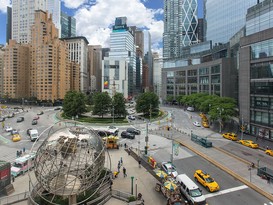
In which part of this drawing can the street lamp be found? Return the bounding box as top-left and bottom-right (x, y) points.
(217, 107), (224, 133)
(240, 115), (244, 140)
(112, 105), (115, 123)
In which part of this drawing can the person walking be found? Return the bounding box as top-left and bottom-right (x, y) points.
(123, 167), (127, 177)
(118, 163), (121, 172)
(138, 158), (141, 168)
(120, 157), (123, 165)
(23, 147), (25, 153)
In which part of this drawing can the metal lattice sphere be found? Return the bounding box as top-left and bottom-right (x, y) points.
(31, 121), (107, 204)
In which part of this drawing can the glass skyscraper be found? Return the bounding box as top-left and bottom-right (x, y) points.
(163, 0), (198, 58)
(61, 12), (76, 38)
(204, 0), (257, 45)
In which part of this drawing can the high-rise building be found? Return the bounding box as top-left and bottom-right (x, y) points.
(6, 7), (12, 44)
(143, 30), (153, 91)
(0, 45), (5, 97)
(11, 0), (47, 43)
(61, 12), (76, 38)
(62, 37), (89, 93)
(87, 45), (102, 92)
(103, 17), (136, 98)
(163, 0), (198, 58)
(239, 0), (273, 140)
(47, 0), (61, 36)
(204, 0), (257, 45)
(153, 53), (163, 101)
(30, 10), (74, 101)
(3, 40), (30, 99)
(135, 30), (144, 93)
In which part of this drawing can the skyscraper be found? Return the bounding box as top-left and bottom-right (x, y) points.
(61, 12), (76, 38)
(6, 7), (12, 44)
(47, 0), (61, 36)
(163, 0), (198, 58)
(204, 0), (257, 45)
(11, 0), (47, 43)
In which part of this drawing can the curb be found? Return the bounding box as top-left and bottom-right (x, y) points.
(176, 139), (273, 202)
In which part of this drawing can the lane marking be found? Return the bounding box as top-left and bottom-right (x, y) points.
(0, 134), (10, 144)
(204, 185), (248, 199)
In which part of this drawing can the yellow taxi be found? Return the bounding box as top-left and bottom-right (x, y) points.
(202, 120), (210, 128)
(238, 140), (258, 149)
(222, 133), (238, 141)
(12, 134), (21, 142)
(194, 170), (220, 192)
(265, 149), (273, 156)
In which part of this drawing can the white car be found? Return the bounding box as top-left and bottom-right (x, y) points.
(187, 107), (195, 112)
(5, 126), (13, 132)
(161, 162), (178, 178)
(128, 115), (136, 120)
(193, 121), (201, 127)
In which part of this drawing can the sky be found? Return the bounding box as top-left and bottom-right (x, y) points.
(0, 0), (203, 54)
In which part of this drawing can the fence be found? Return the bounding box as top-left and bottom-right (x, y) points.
(0, 191), (28, 205)
(191, 134), (212, 148)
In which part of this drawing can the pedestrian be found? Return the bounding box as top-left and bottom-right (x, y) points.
(267, 175), (270, 184)
(124, 143), (127, 149)
(266, 146), (269, 150)
(113, 171), (119, 178)
(16, 150), (19, 158)
(123, 167), (127, 177)
(110, 179), (113, 190)
(128, 148), (131, 155)
(138, 159), (141, 168)
(118, 163), (121, 172)
(23, 147), (25, 153)
(19, 150), (22, 157)
(120, 157), (123, 165)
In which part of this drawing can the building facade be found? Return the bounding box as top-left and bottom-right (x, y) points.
(87, 45), (102, 92)
(153, 53), (163, 101)
(6, 7), (12, 44)
(204, 0), (257, 45)
(0, 45), (6, 97)
(239, 0), (273, 140)
(61, 12), (76, 38)
(62, 37), (89, 93)
(11, 0), (47, 44)
(105, 17), (136, 98)
(3, 40), (30, 99)
(163, 0), (198, 58)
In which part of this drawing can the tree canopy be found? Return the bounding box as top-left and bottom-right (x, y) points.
(112, 92), (127, 117)
(92, 92), (112, 118)
(62, 91), (87, 117)
(136, 92), (159, 117)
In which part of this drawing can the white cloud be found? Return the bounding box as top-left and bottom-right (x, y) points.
(0, 0), (11, 13)
(62, 0), (89, 9)
(74, 0), (163, 52)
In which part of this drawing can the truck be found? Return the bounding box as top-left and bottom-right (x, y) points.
(11, 152), (36, 177)
(102, 136), (119, 149)
(29, 129), (38, 141)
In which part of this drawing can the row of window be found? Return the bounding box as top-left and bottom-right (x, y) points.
(251, 38), (273, 60)
(251, 96), (273, 109)
(251, 110), (273, 126)
(250, 81), (273, 95)
(250, 61), (273, 79)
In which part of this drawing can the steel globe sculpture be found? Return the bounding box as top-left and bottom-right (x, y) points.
(29, 120), (110, 205)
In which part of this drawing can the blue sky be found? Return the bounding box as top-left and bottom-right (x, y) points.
(0, 0), (203, 52)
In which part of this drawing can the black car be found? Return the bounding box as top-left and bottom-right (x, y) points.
(32, 120), (38, 125)
(16, 117), (24, 122)
(126, 127), (141, 135)
(0, 117), (5, 122)
(121, 131), (135, 139)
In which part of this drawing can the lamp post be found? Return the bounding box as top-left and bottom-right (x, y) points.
(217, 107), (224, 133)
(145, 121), (149, 155)
(131, 176), (134, 195)
(240, 115), (244, 140)
(112, 105), (115, 123)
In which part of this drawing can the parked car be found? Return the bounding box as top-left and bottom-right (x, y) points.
(194, 170), (220, 192)
(37, 111), (44, 115)
(128, 115), (136, 120)
(265, 149), (273, 156)
(54, 107), (62, 110)
(126, 127), (141, 135)
(222, 133), (237, 141)
(16, 117), (24, 123)
(161, 162), (178, 178)
(32, 120), (38, 125)
(238, 140), (259, 149)
(5, 126), (13, 132)
(193, 121), (201, 127)
(187, 107), (195, 112)
(121, 131), (135, 139)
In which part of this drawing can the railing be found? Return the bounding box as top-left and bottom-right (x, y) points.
(0, 191), (28, 205)
(191, 134), (212, 148)
(112, 189), (133, 202)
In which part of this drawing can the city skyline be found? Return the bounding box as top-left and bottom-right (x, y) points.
(0, 0), (203, 55)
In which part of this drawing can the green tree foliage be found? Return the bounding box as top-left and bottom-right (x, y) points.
(92, 92), (111, 118)
(166, 95), (174, 103)
(136, 92), (159, 116)
(63, 91), (87, 117)
(112, 92), (126, 117)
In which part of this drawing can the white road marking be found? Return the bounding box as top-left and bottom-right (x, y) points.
(204, 185), (248, 199)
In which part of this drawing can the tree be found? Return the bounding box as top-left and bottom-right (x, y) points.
(92, 92), (111, 118)
(63, 91), (87, 117)
(112, 92), (126, 118)
(136, 92), (159, 117)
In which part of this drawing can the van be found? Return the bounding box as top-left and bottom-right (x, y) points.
(29, 129), (38, 141)
(176, 174), (207, 205)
